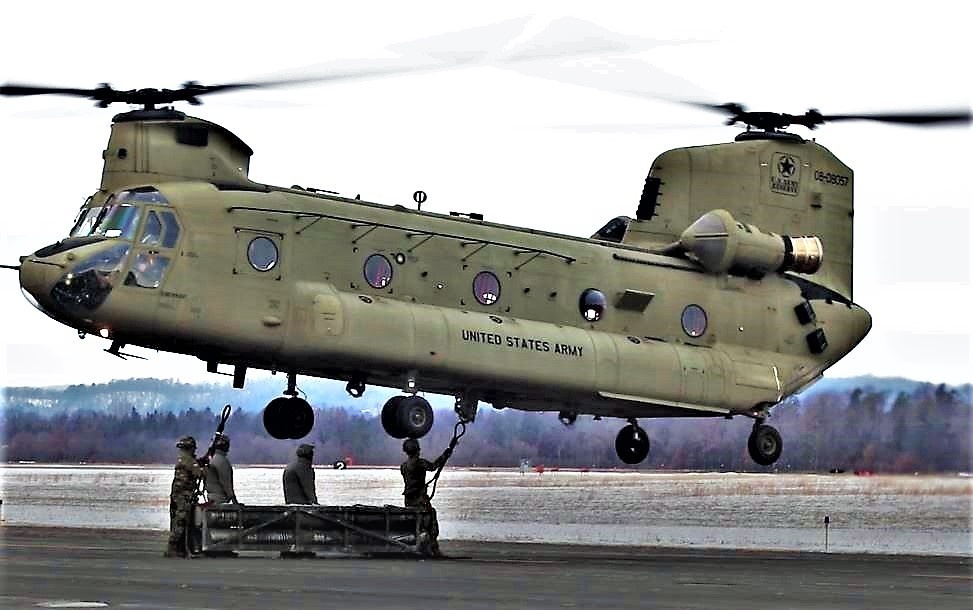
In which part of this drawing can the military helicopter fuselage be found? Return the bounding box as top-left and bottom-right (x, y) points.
(17, 107), (872, 466)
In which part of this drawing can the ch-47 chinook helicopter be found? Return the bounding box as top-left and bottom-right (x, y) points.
(3, 80), (968, 466)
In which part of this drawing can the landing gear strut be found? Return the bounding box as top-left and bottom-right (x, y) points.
(747, 421), (782, 466)
(558, 410), (578, 426)
(381, 395), (434, 439)
(454, 392), (479, 424)
(345, 375), (366, 398)
(615, 419), (650, 464)
(262, 371), (314, 440)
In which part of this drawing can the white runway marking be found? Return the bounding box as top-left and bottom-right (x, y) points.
(910, 573), (973, 580)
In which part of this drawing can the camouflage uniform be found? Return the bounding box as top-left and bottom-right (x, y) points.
(400, 438), (450, 556)
(166, 436), (205, 557)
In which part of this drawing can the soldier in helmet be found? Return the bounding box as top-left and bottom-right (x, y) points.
(204, 434), (237, 505)
(165, 436), (206, 558)
(400, 438), (452, 557)
(283, 443), (318, 504)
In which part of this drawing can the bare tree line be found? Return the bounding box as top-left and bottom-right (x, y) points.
(2, 383), (969, 472)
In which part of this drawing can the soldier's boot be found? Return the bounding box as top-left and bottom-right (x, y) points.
(164, 541), (187, 558)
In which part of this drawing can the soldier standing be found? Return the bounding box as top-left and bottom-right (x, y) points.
(204, 435), (238, 504)
(165, 436), (206, 558)
(283, 444), (318, 504)
(400, 438), (451, 557)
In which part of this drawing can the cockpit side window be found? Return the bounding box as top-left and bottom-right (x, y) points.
(125, 252), (171, 289)
(140, 211), (163, 246)
(160, 211), (181, 248)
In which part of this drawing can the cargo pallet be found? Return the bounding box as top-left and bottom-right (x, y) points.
(192, 504), (434, 557)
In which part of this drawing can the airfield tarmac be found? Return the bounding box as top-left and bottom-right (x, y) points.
(1, 526), (970, 610)
(3, 466), (971, 555)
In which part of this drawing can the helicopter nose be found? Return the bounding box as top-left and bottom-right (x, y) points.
(855, 303), (873, 345)
(19, 257), (62, 314)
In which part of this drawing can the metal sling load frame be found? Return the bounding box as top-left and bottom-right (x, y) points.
(194, 504), (436, 557)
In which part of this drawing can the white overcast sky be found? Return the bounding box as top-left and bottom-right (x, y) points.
(1, 0), (970, 389)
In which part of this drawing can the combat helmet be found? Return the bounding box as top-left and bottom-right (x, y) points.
(402, 438), (420, 456)
(296, 443), (314, 458)
(214, 434), (230, 451)
(176, 436), (197, 451)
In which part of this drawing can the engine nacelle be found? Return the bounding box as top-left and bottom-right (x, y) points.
(679, 209), (823, 276)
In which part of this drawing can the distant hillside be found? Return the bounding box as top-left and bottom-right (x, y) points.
(3, 375), (967, 417)
(3, 377), (969, 472)
(801, 375), (971, 400)
(0, 377), (447, 416)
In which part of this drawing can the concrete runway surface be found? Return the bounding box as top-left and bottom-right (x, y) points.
(1, 526), (970, 609)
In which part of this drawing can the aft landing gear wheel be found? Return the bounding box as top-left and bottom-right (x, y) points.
(263, 396), (314, 440)
(748, 424), (783, 466)
(615, 423), (650, 464)
(381, 395), (434, 439)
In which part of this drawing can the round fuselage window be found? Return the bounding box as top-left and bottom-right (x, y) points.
(473, 271), (500, 305)
(248, 237), (279, 271)
(364, 254), (393, 288)
(579, 288), (607, 322)
(681, 304), (708, 337)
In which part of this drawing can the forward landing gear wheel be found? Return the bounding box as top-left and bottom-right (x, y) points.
(381, 396), (407, 439)
(748, 424), (782, 466)
(288, 397), (314, 439)
(263, 396), (315, 440)
(263, 396), (292, 440)
(615, 423), (650, 464)
(398, 395), (434, 438)
(381, 395), (434, 439)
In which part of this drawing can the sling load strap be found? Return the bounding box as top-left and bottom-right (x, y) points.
(205, 404), (233, 459)
(427, 420), (466, 501)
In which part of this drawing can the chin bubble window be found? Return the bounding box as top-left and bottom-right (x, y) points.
(473, 271), (500, 305)
(681, 304), (708, 337)
(364, 254), (393, 288)
(247, 236), (279, 272)
(579, 288), (607, 322)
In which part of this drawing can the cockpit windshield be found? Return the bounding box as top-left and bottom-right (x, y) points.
(68, 187), (167, 240)
(70, 205), (105, 237)
(94, 204), (141, 239)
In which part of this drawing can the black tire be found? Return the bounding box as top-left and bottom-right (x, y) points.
(382, 396), (408, 439)
(615, 424), (650, 464)
(748, 424), (783, 466)
(288, 397), (314, 439)
(263, 396), (292, 440)
(397, 395), (434, 439)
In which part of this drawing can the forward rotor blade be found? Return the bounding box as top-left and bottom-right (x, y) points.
(820, 110), (971, 125)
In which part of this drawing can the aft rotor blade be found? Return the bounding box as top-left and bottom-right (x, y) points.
(0, 84), (102, 98)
